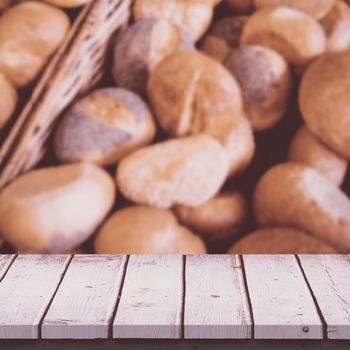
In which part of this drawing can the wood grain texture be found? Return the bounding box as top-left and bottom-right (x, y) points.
(299, 254), (350, 339)
(184, 255), (252, 339)
(0, 255), (15, 280)
(113, 255), (183, 339)
(243, 255), (323, 339)
(42, 255), (127, 339)
(0, 255), (70, 339)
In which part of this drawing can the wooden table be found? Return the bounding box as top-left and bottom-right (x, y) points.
(0, 254), (349, 349)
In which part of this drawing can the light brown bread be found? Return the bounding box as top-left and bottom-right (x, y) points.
(54, 88), (156, 166)
(133, 0), (214, 41)
(0, 72), (17, 129)
(95, 206), (206, 254)
(148, 51), (243, 139)
(224, 45), (291, 131)
(228, 227), (338, 253)
(113, 18), (194, 96)
(299, 50), (350, 159)
(254, 162), (350, 252)
(0, 163), (115, 253)
(288, 125), (348, 186)
(241, 6), (326, 66)
(0, 1), (70, 87)
(117, 135), (229, 208)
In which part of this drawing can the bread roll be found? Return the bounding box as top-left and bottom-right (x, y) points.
(113, 18), (194, 96)
(228, 227), (338, 253)
(200, 16), (248, 62)
(288, 125), (348, 186)
(241, 6), (326, 66)
(148, 51), (243, 139)
(54, 88), (156, 166)
(255, 0), (335, 19)
(44, 0), (91, 7)
(321, 0), (350, 52)
(117, 135), (229, 208)
(0, 1), (70, 87)
(0, 163), (115, 253)
(174, 191), (248, 245)
(0, 72), (17, 129)
(133, 0), (214, 41)
(95, 206), (206, 254)
(299, 50), (350, 159)
(254, 162), (350, 252)
(224, 45), (291, 131)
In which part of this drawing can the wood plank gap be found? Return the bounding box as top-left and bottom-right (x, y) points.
(38, 255), (73, 339)
(239, 255), (255, 340)
(295, 255), (327, 340)
(108, 255), (130, 339)
(180, 255), (186, 340)
(0, 255), (17, 285)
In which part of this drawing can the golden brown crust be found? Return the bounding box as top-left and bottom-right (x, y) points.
(299, 50), (350, 159)
(254, 162), (350, 252)
(255, 0), (335, 19)
(288, 125), (348, 186)
(54, 88), (156, 166)
(117, 135), (229, 208)
(224, 45), (291, 130)
(0, 1), (70, 87)
(94, 206), (206, 254)
(148, 51), (243, 139)
(0, 163), (116, 253)
(133, 0), (214, 41)
(241, 6), (326, 66)
(228, 227), (338, 253)
(113, 18), (194, 96)
(0, 72), (17, 129)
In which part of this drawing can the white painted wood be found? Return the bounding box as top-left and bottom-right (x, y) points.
(0, 255), (70, 339)
(184, 255), (252, 339)
(42, 254), (127, 339)
(113, 255), (183, 339)
(299, 254), (350, 339)
(0, 255), (16, 280)
(243, 255), (323, 339)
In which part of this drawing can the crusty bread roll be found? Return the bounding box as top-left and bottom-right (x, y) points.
(148, 51), (243, 139)
(288, 125), (348, 186)
(0, 72), (17, 129)
(224, 45), (291, 131)
(117, 135), (229, 208)
(95, 206), (206, 254)
(54, 88), (156, 166)
(254, 162), (350, 252)
(133, 0), (214, 41)
(299, 50), (350, 159)
(228, 227), (338, 253)
(0, 163), (115, 253)
(255, 0), (335, 19)
(241, 6), (326, 66)
(225, 0), (255, 13)
(0, 1), (70, 87)
(174, 191), (248, 246)
(44, 0), (91, 7)
(200, 16), (249, 62)
(113, 18), (194, 96)
(321, 0), (350, 52)
(220, 117), (255, 178)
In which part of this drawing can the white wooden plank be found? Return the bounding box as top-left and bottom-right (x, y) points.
(113, 255), (183, 339)
(243, 255), (323, 339)
(42, 254), (127, 339)
(299, 254), (350, 339)
(0, 255), (16, 280)
(0, 255), (70, 339)
(184, 255), (252, 339)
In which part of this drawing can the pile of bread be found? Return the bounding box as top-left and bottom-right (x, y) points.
(1, 0), (350, 254)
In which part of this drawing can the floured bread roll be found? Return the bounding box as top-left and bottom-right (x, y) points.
(0, 72), (17, 129)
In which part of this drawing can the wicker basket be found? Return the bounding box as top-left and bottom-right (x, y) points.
(0, 0), (132, 190)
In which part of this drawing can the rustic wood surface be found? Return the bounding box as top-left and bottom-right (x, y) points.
(299, 254), (350, 339)
(0, 254), (348, 340)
